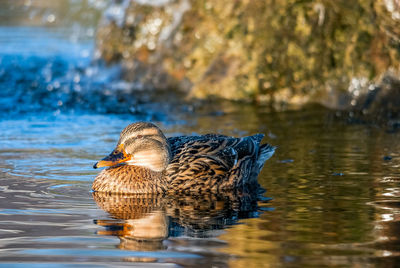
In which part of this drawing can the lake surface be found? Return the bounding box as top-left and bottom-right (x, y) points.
(1, 108), (400, 267)
(1, 1), (400, 267)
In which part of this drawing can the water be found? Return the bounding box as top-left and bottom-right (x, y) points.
(1, 1), (400, 267)
(1, 109), (400, 267)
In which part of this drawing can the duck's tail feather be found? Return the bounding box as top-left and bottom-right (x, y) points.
(237, 137), (275, 189)
(251, 133), (265, 143)
(256, 143), (276, 172)
(258, 143), (276, 162)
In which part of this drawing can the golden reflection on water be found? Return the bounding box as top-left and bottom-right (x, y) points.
(218, 218), (280, 267)
(369, 176), (400, 259)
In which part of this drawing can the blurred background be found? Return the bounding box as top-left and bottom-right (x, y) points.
(1, 1), (400, 267)
(0, 0), (399, 122)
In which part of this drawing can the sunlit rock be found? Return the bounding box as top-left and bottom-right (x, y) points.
(96, 0), (400, 118)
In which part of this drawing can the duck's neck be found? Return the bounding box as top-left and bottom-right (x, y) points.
(92, 165), (168, 194)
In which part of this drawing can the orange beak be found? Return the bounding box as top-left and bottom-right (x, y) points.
(93, 144), (131, 169)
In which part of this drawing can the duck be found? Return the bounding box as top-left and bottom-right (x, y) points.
(92, 122), (275, 194)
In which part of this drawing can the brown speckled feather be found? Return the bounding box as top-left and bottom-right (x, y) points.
(165, 134), (264, 193)
(93, 165), (168, 194)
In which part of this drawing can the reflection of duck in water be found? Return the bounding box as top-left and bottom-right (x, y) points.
(92, 122), (275, 194)
(93, 191), (268, 250)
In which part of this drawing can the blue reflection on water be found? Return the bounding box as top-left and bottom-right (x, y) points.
(0, 208), (78, 215)
(0, 114), (133, 182)
(21, 248), (201, 259)
(0, 264), (108, 268)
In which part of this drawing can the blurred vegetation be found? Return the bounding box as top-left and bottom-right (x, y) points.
(96, 0), (400, 113)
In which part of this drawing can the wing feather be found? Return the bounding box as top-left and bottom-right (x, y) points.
(166, 133), (274, 193)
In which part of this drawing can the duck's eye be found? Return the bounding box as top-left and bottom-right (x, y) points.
(136, 135), (143, 139)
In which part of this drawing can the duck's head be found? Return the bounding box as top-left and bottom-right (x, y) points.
(93, 122), (171, 172)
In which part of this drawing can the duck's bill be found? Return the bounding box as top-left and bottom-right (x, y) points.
(93, 144), (131, 169)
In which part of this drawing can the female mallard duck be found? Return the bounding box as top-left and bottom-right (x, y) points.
(92, 122), (275, 194)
